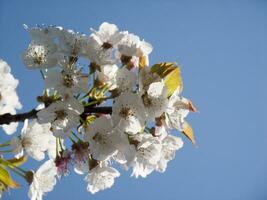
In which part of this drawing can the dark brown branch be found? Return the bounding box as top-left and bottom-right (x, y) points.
(83, 106), (112, 114)
(0, 106), (112, 125)
(0, 109), (38, 125)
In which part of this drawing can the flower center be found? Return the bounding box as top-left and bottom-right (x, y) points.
(33, 51), (45, 65)
(55, 110), (67, 120)
(120, 55), (132, 65)
(119, 107), (134, 119)
(93, 132), (108, 145)
(102, 42), (113, 49)
(21, 137), (32, 148)
(63, 74), (74, 88)
(142, 93), (152, 107)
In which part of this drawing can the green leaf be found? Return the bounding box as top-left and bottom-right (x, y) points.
(0, 166), (19, 189)
(151, 62), (183, 96)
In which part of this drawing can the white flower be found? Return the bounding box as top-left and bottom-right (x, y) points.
(37, 98), (84, 138)
(45, 68), (89, 97)
(46, 135), (57, 160)
(112, 91), (146, 134)
(153, 125), (168, 140)
(97, 64), (118, 90)
(72, 141), (90, 175)
(165, 89), (196, 131)
(74, 160), (89, 175)
(0, 59), (22, 134)
(138, 67), (162, 94)
(10, 119), (55, 161)
(118, 33), (140, 57)
(141, 81), (168, 120)
(23, 24), (63, 42)
(115, 67), (137, 92)
(136, 40), (153, 58)
(58, 29), (87, 58)
(112, 133), (136, 166)
(54, 150), (72, 177)
(130, 134), (162, 178)
(156, 135), (183, 173)
(28, 159), (57, 200)
(98, 66), (136, 92)
(84, 116), (117, 161)
(117, 33), (152, 67)
(85, 164), (120, 194)
(90, 22), (125, 50)
(84, 35), (116, 66)
(22, 40), (58, 69)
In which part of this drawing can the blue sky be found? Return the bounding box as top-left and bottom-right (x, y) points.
(0, 0), (267, 199)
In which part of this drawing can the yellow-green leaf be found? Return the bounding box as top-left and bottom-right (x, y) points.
(151, 62), (183, 96)
(6, 156), (27, 168)
(151, 62), (176, 77)
(182, 121), (196, 145)
(164, 67), (183, 97)
(0, 166), (19, 189)
(139, 56), (147, 69)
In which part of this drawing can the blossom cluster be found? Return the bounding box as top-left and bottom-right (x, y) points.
(0, 22), (196, 200)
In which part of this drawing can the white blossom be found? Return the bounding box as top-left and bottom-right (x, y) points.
(28, 160), (57, 200)
(130, 134), (162, 178)
(97, 64), (118, 90)
(112, 131), (136, 166)
(118, 33), (140, 57)
(90, 22), (125, 50)
(141, 81), (168, 120)
(10, 119), (55, 161)
(23, 24), (63, 42)
(84, 35), (116, 66)
(84, 116), (117, 161)
(98, 66), (136, 92)
(85, 163), (120, 194)
(22, 40), (58, 69)
(57, 29), (87, 58)
(37, 98), (83, 138)
(138, 67), (162, 94)
(165, 89), (195, 131)
(45, 68), (89, 97)
(112, 91), (146, 134)
(115, 67), (137, 92)
(0, 59), (22, 134)
(156, 135), (183, 173)
(117, 33), (152, 67)
(153, 125), (168, 140)
(136, 40), (153, 58)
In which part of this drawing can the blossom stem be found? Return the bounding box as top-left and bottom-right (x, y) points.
(40, 70), (45, 79)
(0, 141), (10, 147)
(0, 149), (13, 153)
(68, 136), (76, 144)
(56, 138), (60, 157)
(0, 158), (27, 174)
(6, 165), (26, 179)
(71, 131), (81, 141)
(58, 139), (64, 151)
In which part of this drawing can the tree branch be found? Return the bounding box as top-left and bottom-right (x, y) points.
(0, 106), (112, 125)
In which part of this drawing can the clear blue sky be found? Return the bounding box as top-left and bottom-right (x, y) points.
(0, 0), (266, 200)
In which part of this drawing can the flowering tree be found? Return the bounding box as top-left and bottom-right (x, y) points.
(0, 22), (196, 199)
